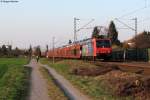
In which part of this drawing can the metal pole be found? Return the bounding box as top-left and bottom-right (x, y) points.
(134, 18), (137, 39)
(74, 17), (77, 42)
(52, 37), (55, 64)
(74, 17), (80, 42)
(133, 18), (138, 60)
(115, 17), (138, 61)
(74, 17), (94, 42)
(135, 18), (138, 61)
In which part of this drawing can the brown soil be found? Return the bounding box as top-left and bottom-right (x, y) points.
(71, 62), (150, 99)
(94, 62), (150, 76)
(96, 70), (150, 99)
(71, 64), (120, 76)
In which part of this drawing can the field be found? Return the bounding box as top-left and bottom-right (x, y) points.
(0, 58), (30, 100)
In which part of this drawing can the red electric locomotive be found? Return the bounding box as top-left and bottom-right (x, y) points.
(47, 38), (112, 60)
(79, 38), (112, 60)
(95, 38), (112, 59)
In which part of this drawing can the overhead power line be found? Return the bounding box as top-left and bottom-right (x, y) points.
(118, 7), (146, 19)
(74, 17), (94, 42)
(138, 17), (150, 23)
(117, 0), (150, 19)
(115, 18), (135, 31)
(77, 19), (94, 32)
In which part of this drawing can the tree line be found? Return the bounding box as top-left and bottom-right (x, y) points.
(92, 20), (150, 49)
(128, 31), (150, 48)
(0, 45), (28, 57)
(0, 44), (42, 57)
(92, 21), (121, 46)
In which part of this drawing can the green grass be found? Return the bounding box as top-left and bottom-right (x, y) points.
(0, 58), (30, 100)
(40, 58), (132, 100)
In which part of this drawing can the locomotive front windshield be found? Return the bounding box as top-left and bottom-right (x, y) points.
(96, 40), (111, 48)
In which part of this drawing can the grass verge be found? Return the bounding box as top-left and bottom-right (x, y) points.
(39, 66), (68, 100)
(40, 58), (132, 100)
(0, 58), (30, 100)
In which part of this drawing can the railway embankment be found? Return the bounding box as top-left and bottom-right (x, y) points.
(40, 58), (150, 100)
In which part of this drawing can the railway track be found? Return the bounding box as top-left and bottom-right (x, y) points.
(89, 61), (150, 76)
(45, 57), (150, 75)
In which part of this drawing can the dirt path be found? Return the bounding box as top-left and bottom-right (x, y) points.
(27, 59), (50, 100)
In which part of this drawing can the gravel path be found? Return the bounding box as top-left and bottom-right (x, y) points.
(27, 59), (50, 100)
(26, 59), (90, 100)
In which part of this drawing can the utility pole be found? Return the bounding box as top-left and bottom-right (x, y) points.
(132, 18), (137, 39)
(74, 17), (94, 42)
(74, 18), (76, 42)
(115, 17), (138, 61)
(115, 18), (138, 39)
(52, 37), (55, 64)
(135, 18), (138, 39)
(74, 17), (80, 42)
(46, 44), (48, 57)
(132, 18), (138, 60)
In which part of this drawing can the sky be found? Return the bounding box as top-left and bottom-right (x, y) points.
(0, 0), (150, 50)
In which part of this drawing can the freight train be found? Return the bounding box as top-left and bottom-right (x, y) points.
(47, 38), (112, 60)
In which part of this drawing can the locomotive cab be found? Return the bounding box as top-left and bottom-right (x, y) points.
(96, 39), (112, 59)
